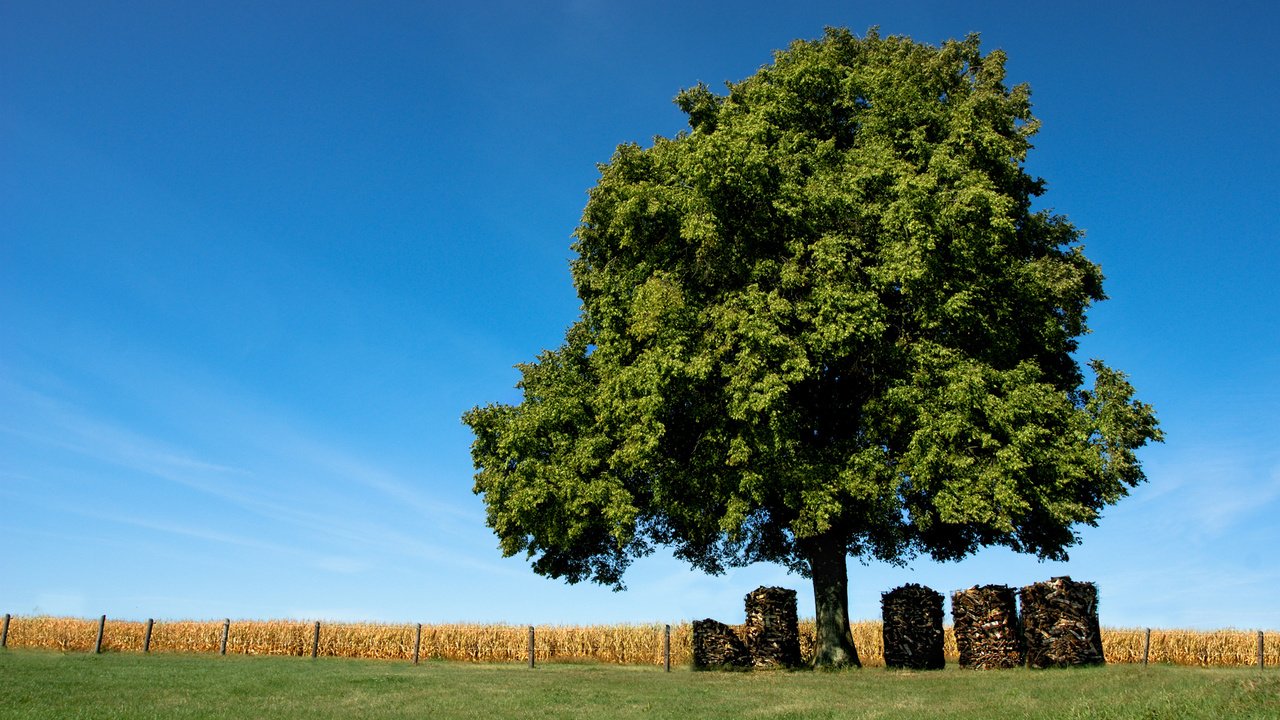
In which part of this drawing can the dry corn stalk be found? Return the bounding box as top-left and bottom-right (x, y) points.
(0, 615), (1272, 667)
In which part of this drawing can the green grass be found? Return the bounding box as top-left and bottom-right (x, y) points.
(1, 650), (1276, 719)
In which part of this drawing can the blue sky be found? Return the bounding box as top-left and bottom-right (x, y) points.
(2, 1), (1276, 632)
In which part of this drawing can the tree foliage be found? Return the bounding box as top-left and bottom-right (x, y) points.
(464, 28), (1160, 634)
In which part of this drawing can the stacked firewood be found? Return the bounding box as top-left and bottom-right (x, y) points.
(952, 585), (1024, 669)
(881, 583), (945, 670)
(692, 618), (752, 669)
(1020, 576), (1105, 668)
(743, 586), (801, 668)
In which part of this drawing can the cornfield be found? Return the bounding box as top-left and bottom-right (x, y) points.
(1, 616), (1274, 668)
(1102, 627), (1279, 667)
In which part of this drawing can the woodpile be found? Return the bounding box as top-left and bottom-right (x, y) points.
(952, 585), (1024, 669)
(881, 583), (945, 670)
(1020, 576), (1105, 668)
(691, 618), (751, 669)
(743, 586), (801, 668)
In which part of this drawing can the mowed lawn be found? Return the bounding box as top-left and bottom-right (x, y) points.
(1, 650), (1277, 720)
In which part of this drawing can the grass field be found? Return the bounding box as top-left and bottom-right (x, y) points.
(1, 650), (1277, 719)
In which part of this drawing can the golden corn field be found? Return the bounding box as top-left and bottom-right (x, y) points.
(2, 616), (1275, 668)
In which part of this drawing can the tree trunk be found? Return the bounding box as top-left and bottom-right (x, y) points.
(806, 539), (861, 668)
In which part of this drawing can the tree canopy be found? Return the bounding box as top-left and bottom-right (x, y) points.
(463, 27), (1161, 667)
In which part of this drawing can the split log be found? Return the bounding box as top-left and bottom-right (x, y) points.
(692, 619), (751, 669)
(952, 585), (1024, 669)
(743, 586), (801, 668)
(1020, 576), (1105, 668)
(881, 583), (945, 670)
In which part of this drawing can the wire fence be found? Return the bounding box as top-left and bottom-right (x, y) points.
(1, 613), (1274, 669)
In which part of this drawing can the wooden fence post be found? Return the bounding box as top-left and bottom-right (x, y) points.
(143, 619), (154, 653)
(1, 613), (9, 648)
(528, 626), (535, 669)
(664, 624), (671, 672)
(1142, 628), (1151, 666)
(220, 619), (230, 656)
(1259, 631), (1265, 670)
(94, 615), (106, 654)
(312, 621), (320, 659)
(413, 623), (422, 665)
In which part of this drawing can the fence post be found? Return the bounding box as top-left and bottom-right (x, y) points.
(220, 619), (230, 656)
(1, 613), (9, 648)
(664, 624), (671, 672)
(312, 622), (320, 659)
(413, 623), (422, 665)
(94, 615), (106, 654)
(1142, 628), (1151, 666)
(1259, 631), (1265, 670)
(143, 619), (154, 653)
(528, 626), (535, 669)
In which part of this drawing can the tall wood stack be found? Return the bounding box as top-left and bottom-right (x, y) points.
(952, 585), (1024, 669)
(1020, 576), (1105, 668)
(743, 586), (801, 668)
(881, 583), (945, 670)
(691, 618), (751, 669)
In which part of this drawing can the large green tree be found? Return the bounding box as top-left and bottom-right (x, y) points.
(463, 28), (1161, 668)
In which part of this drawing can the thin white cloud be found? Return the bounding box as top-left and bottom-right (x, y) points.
(0, 380), (257, 497)
(108, 514), (301, 557)
(1, 354), (478, 529)
(0, 374), (527, 591)
(1, 369), (472, 534)
(250, 427), (481, 526)
(1098, 558), (1280, 630)
(1133, 442), (1280, 538)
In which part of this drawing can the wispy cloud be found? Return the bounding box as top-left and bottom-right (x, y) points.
(1133, 442), (1280, 538)
(0, 369), (510, 585)
(0, 376), (257, 501)
(1096, 555), (1280, 630)
(108, 514), (302, 557)
(244, 425), (481, 527)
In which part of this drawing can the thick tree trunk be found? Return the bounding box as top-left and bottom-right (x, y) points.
(806, 539), (861, 668)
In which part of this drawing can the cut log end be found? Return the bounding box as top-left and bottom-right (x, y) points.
(1020, 576), (1105, 669)
(882, 583), (945, 670)
(952, 585), (1024, 669)
(691, 619), (752, 670)
(744, 586), (802, 668)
